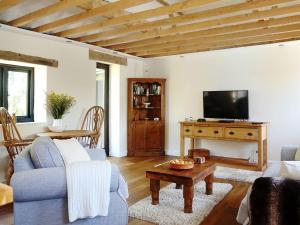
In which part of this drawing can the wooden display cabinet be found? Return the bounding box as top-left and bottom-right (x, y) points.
(128, 78), (166, 156)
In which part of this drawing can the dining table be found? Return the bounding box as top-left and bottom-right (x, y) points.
(37, 130), (97, 139)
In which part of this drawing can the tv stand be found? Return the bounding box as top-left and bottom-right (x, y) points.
(218, 120), (234, 123)
(179, 121), (268, 171)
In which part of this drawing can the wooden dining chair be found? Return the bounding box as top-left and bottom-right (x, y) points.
(0, 107), (33, 183)
(80, 106), (104, 149)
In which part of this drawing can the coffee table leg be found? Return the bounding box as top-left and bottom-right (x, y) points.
(205, 173), (213, 195)
(176, 183), (182, 189)
(150, 179), (160, 205)
(183, 184), (194, 213)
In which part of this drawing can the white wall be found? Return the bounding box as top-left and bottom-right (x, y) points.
(0, 28), (144, 182)
(109, 59), (144, 157)
(144, 41), (300, 161)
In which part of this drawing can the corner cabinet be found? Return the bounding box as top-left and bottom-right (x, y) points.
(128, 78), (166, 156)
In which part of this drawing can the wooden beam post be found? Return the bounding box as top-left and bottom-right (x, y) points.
(0, 51), (58, 67)
(89, 50), (127, 66)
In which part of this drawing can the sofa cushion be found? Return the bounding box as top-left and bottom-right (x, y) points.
(30, 137), (64, 168)
(280, 161), (300, 180)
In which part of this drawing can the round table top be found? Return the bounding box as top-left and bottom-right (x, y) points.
(37, 130), (96, 138)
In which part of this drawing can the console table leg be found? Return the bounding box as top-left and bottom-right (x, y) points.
(150, 179), (160, 205)
(183, 184), (194, 213)
(205, 174), (213, 195)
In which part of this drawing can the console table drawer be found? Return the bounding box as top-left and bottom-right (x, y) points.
(193, 126), (223, 138)
(225, 128), (258, 140)
(183, 126), (193, 136)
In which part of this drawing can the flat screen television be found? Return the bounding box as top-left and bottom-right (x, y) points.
(203, 90), (249, 120)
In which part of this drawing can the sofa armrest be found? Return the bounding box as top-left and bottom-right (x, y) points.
(11, 167), (66, 202)
(86, 148), (107, 160)
(281, 146), (298, 161)
(12, 164), (121, 202)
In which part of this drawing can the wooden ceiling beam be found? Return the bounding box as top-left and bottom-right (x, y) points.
(156, 0), (184, 16)
(78, 0), (292, 43)
(93, 3), (300, 47)
(54, 0), (220, 37)
(142, 30), (300, 57)
(9, 0), (92, 27)
(0, 0), (22, 13)
(123, 15), (300, 53)
(33, 0), (151, 33)
(134, 23), (300, 56)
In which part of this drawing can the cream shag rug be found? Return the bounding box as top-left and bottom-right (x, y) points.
(129, 182), (232, 225)
(214, 166), (262, 183)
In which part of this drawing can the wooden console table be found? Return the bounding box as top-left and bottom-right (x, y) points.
(180, 121), (268, 171)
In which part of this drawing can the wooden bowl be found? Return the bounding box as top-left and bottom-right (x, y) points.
(169, 159), (194, 170)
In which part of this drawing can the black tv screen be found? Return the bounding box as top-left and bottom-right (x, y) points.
(203, 90), (249, 119)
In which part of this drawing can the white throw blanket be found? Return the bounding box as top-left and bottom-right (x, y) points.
(54, 138), (111, 222)
(66, 160), (111, 222)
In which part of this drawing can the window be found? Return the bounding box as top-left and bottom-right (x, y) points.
(0, 64), (34, 122)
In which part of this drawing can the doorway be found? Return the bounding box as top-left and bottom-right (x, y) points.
(96, 63), (109, 156)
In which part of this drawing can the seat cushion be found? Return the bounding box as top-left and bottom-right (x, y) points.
(30, 137), (64, 168)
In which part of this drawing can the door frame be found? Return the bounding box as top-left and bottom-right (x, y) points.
(96, 62), (109, 156)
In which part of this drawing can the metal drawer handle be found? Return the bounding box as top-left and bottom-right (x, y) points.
(198, 130), (202, 133)
(214, 130), (219, 134)
(185, 129), (190, 132)
(229, 131), (235, 135)
(248, 132), (253, 136)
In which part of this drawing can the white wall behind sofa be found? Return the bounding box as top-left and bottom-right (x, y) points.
(0, 28), (144, 182)
(144, 41), (300, 161)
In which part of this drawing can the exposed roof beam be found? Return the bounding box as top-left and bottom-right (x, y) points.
(54, 0), (220, 37)
(92, 3), (300, 47)
(0, 0), (22, 13)
(9, 0), (92, 27)
(33, 0), (151, 33)
(142, 29), (300, 57)
(121, 14), (300, 53)
(78, 0), (292, 42)
(156, 0), (184, 16)
(135, 23), (300, 56)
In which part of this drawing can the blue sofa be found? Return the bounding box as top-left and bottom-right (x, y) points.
(11, 138), (128, 225)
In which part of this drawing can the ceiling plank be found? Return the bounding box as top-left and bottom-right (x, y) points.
(89, 49), (127, 66)
(0, 0), (22, 13)
(122, 15), (300, 53)
(142, 30), (300, 57)
(93, 3), (300, 47)
(135, 23), (300, 56)
(33, 0), (151, 33)
(78, 0), (292, 43)
(0, 50), (58, 67)
(9, 0), (92, 27)
(54, 0), (220, 37)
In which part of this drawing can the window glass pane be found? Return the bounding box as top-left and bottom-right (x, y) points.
(7, 70), (28, 117)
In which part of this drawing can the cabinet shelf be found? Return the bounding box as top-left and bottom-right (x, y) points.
(133, 94), (161, 96)
(133, 106), (161, 110)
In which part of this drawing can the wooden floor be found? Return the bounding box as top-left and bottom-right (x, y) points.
(0, 156), (251, 225)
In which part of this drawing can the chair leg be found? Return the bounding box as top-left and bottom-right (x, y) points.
(6, 160), (13, 185)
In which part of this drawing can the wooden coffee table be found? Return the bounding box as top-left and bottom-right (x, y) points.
(146, 161), (216, 213)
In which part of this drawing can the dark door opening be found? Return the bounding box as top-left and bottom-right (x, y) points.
(96, 63), (109, 156)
